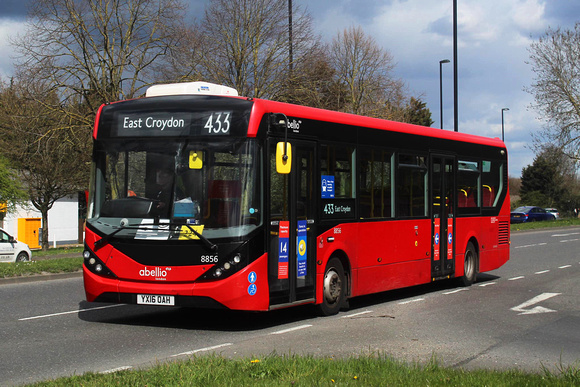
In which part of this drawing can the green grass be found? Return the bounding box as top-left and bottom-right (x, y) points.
(29, 353), (579, 386)
(510, 217), (580, 232)
(0, 257), (83, 278)
(32, 245), (83, 257)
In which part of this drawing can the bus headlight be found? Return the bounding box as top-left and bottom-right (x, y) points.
(83, 246), (117, 278)
(202, 244), (249, 280)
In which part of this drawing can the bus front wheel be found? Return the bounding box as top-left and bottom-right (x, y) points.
(318, 257), (346, 316)
(460, 242), (478, 286)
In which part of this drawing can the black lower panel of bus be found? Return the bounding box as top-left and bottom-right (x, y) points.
(94, 292), (227, 309)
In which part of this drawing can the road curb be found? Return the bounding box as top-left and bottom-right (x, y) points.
(0, 271), (83, 286)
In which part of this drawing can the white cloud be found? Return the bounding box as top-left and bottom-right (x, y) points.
(0, 19), (26, 79)
(512, 0), (546, 32)
(308, 0), (557, 176)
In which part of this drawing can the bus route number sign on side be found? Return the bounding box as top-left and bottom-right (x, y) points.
(321, 176), (334, 198)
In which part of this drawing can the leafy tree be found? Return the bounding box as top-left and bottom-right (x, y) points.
(520, 145), (578, 210)
(403, 97), (434, 127)
(0, 155), (27, 225)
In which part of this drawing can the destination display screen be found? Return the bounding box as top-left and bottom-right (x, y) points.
(96, 96), (253, 139)
(114, 111), (232, 137)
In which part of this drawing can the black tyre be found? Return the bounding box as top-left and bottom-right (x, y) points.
(460, 242), (477, 286)
(15, 252), (29, 262)
(317, 257), (346, 316)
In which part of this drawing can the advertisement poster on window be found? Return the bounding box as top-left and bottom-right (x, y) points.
(297, 220), (307, 277)
(278, 221), (289, 279)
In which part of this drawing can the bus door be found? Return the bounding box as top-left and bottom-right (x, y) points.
(430, 155), (456, 279)
(268, 139), (317, 308)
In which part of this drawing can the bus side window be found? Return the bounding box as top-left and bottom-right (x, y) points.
(320, 144), (355, 199)
(359, 148), (393, 219)
(457, 160), (480, 214)
(482, 160), (503, 207)
(397, 155), (427, 218)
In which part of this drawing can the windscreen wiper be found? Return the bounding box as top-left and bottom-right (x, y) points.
(185, 224), (218, 252)
(93, 221), (217, 252)
(94, 226), (127, 250)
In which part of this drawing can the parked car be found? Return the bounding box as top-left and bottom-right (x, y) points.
(544, 208), (560, 219)
(510, 206), (556, 223)
(0, 228), (32, 263)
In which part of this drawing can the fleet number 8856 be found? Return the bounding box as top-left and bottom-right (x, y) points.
(201, 255), (218, 263)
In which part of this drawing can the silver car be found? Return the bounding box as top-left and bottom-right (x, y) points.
(544, 208), (560, 220)
(0, 228), (32, 263)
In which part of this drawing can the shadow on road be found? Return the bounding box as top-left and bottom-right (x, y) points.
(77, 273), (501, 331)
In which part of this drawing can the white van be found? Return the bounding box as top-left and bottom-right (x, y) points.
(0, 228), (32, 263)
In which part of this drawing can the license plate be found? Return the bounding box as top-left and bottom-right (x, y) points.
(137, 294), (175, 306)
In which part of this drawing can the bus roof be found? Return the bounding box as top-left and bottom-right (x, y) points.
(248, 97), (506, 149)
(95, 89), (505, 150)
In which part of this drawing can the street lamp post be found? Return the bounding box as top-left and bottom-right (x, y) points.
(439, 59), (450, 129)
(501, 108), (509, 142)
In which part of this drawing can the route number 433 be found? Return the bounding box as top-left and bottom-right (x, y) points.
(204, 112), (231, 134)
(323, 203), (335, 215)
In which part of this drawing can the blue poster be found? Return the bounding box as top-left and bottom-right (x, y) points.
(321, 175), (335, 198)
(297, 220), (307, 277)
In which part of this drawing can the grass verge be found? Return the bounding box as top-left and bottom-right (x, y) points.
(0, 257), (83, 278)
(30, 354), (579, 386)
(32, 246), (83, 257)
(510, 217), (580, 232)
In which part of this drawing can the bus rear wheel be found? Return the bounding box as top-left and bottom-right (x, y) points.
(461, 242), (478, 286)
(317, 257), (346, 316)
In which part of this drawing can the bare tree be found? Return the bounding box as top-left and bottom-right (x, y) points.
(330, 26), (406, 118)
(5, 0), (187, 248)
(0, 78), (89, 250)
(13, 0), (186, 125)
(278, 45), (347, 110)
(527, 23), (580, 161)
(196, 0), (318, 99)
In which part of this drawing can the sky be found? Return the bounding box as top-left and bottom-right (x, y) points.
(1, 0), (579, 177)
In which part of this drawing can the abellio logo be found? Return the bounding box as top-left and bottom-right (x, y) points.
(139, 267), (170, 280)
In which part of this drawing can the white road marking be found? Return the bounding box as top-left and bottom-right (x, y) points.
(398, 298), (425, 305)
(171, 343), (233, 357)
(341, 310), (373, 318)
(511, 293), (561, 315)
(515, 243), (547, 249)
(535, 270), (550, 275)
(443, 289), (468, 295)
(508, 276), (525, 281)
(559, 265), (572, 269)
(19, 304), (124, 321)
(560, 239), (579, 243)
(478, 282), (497, 287)
(271, 324), (312, 335)
(100, 366), (133, 374)
(552, 232), (580, 237)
